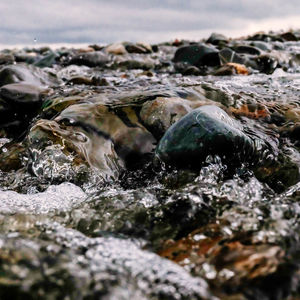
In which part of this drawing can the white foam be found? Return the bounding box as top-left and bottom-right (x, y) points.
(0, 183), (86, 215)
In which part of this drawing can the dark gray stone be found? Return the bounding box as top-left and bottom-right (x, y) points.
(156, 105), (256, 167)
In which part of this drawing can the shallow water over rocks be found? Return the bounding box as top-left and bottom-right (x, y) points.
(0, 31), (300, 299)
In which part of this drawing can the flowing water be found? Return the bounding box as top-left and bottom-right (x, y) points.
(0, 34), (300, 299)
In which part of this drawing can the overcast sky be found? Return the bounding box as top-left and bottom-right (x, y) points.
(0, 0), (299, 46)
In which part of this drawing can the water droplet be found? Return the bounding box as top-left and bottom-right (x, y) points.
(34, 37), (37, 43)
(2, 147), (7, 153)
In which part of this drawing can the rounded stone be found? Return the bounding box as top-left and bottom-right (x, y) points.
(173, 44), (220, 67)
(156, 105), (255, 167)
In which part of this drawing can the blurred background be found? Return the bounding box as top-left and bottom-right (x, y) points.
(0, 0), (299, 46)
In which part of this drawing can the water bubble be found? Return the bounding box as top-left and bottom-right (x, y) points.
(2, 148), (7, 153)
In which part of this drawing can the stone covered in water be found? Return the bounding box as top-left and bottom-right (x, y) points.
(0, 31), (300, 300)
(27, 118), (123, 181)
(56, 102), (156, 168)
(156, 105), (256, 167)
(0, 223), (214, 300)
(0, 64), (58, 87)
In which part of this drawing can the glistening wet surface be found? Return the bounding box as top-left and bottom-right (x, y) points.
(0, 32), (300, 299)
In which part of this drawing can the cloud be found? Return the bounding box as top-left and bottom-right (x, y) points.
(0, 0), (299, 46)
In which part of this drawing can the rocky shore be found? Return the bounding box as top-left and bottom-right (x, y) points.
(0, 30), (300, 299)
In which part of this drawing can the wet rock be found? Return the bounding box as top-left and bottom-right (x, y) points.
(56, 64), (90, 81)
(116, 57), (155, 70)
(213, 63), (249, 76)
(0, 31), (300, 300)
(88, 44), (104, 51)
(136, 70), (154, 77)
(55, 103), (156, 168)
(125, 42), (152, 54)
(280, 31), (298, 41)
(0, 143), (25, 171)
(33, 50), (58, 68)
(42, 95), (84, 116)
(66, 76), (108, 86)
(140, 96), (216, 139)
(14, 51), (39, 64)
(173, 44), (220, 67)
(0, 224), (214, 300)
(151, 44), (158, 52)
(230, 103), (269, 119)
(182, 65), (202, 75)
(0, 83), (50, 136)
(68, 51), (110, 67)
(269, 112), (286, 126)
(254, 154), (299, 192)
(250, 41), (272, 51)
(206, 33), (228, 45)
(0, 83), (48, 106)
(289, 124), (300, 142)
(67, 76), (94, 85)
(156, 105), (256, 168)
(248, 32), (283, 42)
(234, 45), (262, 56)
(219, 48), (245, 65)
(159, 223), (287, 299)
(28, 118), (123, 181)
(77, 46), (95, 53)
(255, 54), (278, 74)
(137, 42), (153, 53)
(282, 106), (300, 123)
(0, 53), (14, 65)
(105, 43), (127, 55)
(0, 64), (58, 87)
